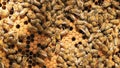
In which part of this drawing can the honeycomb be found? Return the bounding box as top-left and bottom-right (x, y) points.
(0, 0), (120, 68)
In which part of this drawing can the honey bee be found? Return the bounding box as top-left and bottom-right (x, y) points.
(27, 10), (36, 19)
(40, 0), (45, 3)
(55, 43), (60, 54)
(92, 4), (101, 9)
(43, 28), (52, 36)
(92, 41), (100, 49)
(51, 36), (56, 45)
(67, 54), (75, 62)
(47, 2), (52, 10)
(76, 0), (84, 9)
(17, 42), (26, 49)
(40, 4), (46, 12)
(10, 12), (19, 21)
(6, 17), (14, 26)
(46, 47), (53, 57)
(102, 45), (109, 52)
(66, 0), (75, 5)
(35, 57), (45, 65)
(6, 3), (13, 11)
(53, 5), (62, 10)
(91, 26), (100, 33)
(92, 22), (98, 26)
(56, 14), (65, 19)
(36, 13), (45, 20)
(88, 34), (94, 42)
(60, 29), (69, 36)
(35, 22), (43, 31)
(80, 11), (88, 20)
(114, 38), (118, 46)
(57, 0), (64, 6)
(94, 33), (103, 38)
(13, 4), (20, 12)
(98, 63), (104, 68)
(20, 8), (29, 16)
(51, 0), (56, 6)
(100, 23), (106, 31)
(104, 28), (113, 34)
(11, 63), (20, 68)
(57, 56), (65, 63)
(112, 0), (120, 8)
(55, 33), (61, 41)
(3, 48), (16, 54)
(90, 49), (98, 54)
(105, 23), (113, 30)
(0, 10), (9, 18)
(116, 10), (120, 16)
(107, 7), (116, 16)
(113, 46), (119, 54)
(113, 55), (120, 63)
(33, 0), (40, 6)
(110, 19), (120, 25)
(46, 11), (52, 20)
(55, 19), (64, 26)
(84, 27), (90, 37)
(84, 22), (93, 29)
(57, 63), (64, 67)
(21, 56), (27, 67)
(8, 54), (16, 59)
(88, 15), (97, 23)
(59, 52), (67, 59)
(107, 48), (114, 55)
(94, 39), (103, 46)
(106, 59), (115, 67)
(25, 0), (34, 4)
(84, 1), (92, 7)
(114, 63), (119, 68)
(42, 21), (51, 28)
(66, 14), (76, 22)
(38, 49), (47, 58)
(66, 61), (74, 66)
(75, 20), (87, 25)
(71, 8), (81, 15)
(102, 1), (111, 8)
(21, 2), (31, 8)
(64, 5), (73, 11)
(17, 4), (23, 12)
(77, 25), (90, 37)
(44, 38), (51, 46)
(99, 36), (107, 43)
(0, 58), (4, 68)
(18, 34), (26, 40)
(98, 15), (103, 24)
(31, 5), (40, 12)
(30, 18), (40, 25)
(27, 25), (38, 33)
(107, 13), (115, 20)
(16, 54), (22, 63)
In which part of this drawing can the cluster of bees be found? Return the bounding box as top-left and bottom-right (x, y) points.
(0, 0), (120, 68)
(0, 0), (54, 68)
